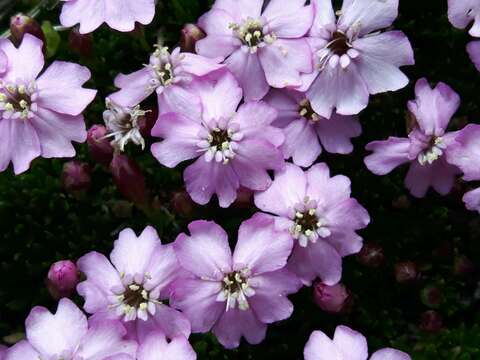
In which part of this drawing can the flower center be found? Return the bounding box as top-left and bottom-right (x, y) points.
(417, 136), (446, 166)
(299, 99), (320, 122)
(0, 81), (37, 120)
(220, 269), (255, 311)
(317, 30), (359, 70)
(230, 18), (276, 53)
(148, 47), (175, 90)
(328, 31), (351, 55)
(109, 276), (161, 322)
(103, 99), (147, 152)
(290, 197), (331, 247)
(197, 119), (243, 165)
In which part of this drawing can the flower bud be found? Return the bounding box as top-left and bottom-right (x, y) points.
(232, 187), (254, 209)
(454, 255), (475, 276)
(180, 24), (206, 53)
(46, 260), (79, 300)
(68, 27), (93, 58)
(87, 125), (114, 166)
(313, 282), (353, 314)
(110, 154), (148, 207)
(394, 261), (419, 284)
(138, 106), (158, 138)
(356, 242), (385, 268)
(61, 161), (91, 195)
(419, 310), (443, 333)
(171, 190), (196, 218)
(391, 195), (411, 210)
(421, 285), (443, 308)
(10, 13), (45, 46)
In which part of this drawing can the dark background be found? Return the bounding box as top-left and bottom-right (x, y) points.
(0, 0), (479, 359)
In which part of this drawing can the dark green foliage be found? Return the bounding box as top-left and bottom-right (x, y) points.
(0, 1), (479, 359)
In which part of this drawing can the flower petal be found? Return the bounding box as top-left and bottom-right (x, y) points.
(332, 325), (369, 360)
(364, 137), (411, 175)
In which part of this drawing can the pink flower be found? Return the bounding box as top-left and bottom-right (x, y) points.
(264, 89), (361, 167)
(0, 34), (96, 175)
(0, 345), (7, 360)
(254, 163), (369, 285)
(303, 0), (414, 118)
(171, 215), (301, 349)
(76, 226), (191, 341)
(109, 46), (223, 108)
(46, 260), (80, 300)
(3, 298), (136, 360)
(60, 0), (155, 34)
(304, 325), (411, 360)
(467, 41), (480, 71)
(137, 331), (196, 360)
(364, 78), (464, 198)
(446, 124), (480, 213)
(151, 71), (285, 208)
(448, 0), (480, 37)
(196, 0), (314, 100)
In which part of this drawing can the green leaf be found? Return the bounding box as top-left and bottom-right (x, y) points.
(41, 21), (60, 58)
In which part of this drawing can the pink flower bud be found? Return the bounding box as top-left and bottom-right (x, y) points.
(394, 261), (419, 284)
(61, 161), (91, 195)
(138, 106), (157, 138)
(419, 310), (443, 333)
(180, 23), (206, 53)
(68, 27), (93, 58)
(110, 154), (148, 207)
(421, 285), (443, 308)
(454, 255), (475, 276)
(87, 125), (114, 166)
(46, 260), (79, 300)
(171, 190), (196, 218)
(356, 242), (385, 268)
(232, 187), (254, 209)
(10, 13), (45, 46)
(313, 282), (353, 314)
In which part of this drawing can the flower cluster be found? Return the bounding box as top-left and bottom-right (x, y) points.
(4, 0), (480, 358)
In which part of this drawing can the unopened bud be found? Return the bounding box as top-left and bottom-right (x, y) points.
(68, 27), (93, 58)
(10, 14), (45, 46)
(138, 106), (157, 138)
(421, 285), (443, 308)
(394, 261), (419, 284)
(313, 282), (353, 314)
(454, 255), (475, 276)
(181, 24), (206, 53)
(110, 154), (148, 207)
(419, 310), (443, 333)
(171, 190), (196, 218)
(46, 260), (79, 300)
(61, 161), (91, 195)
(357, 242), (385, 268)
(87, 125), (114, 166)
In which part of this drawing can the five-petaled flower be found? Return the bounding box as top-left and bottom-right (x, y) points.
(171, 214), (301, 349)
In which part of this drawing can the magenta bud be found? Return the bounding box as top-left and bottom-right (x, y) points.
(419, 310), (443, 333)
(138, 106), (157, 138)
(454, 255), (475, 276)
(356, 242), (385, 268)
(171, 190), (196, 218)
(394, 261), (419, 284)
(10, 13), (45, 46)
(232, 187), (254, 209)
(68, 27), (93, 58)
(180, 23), (206, 53)
(110, 154), (148, 207)
(313, 282), (353, 314)
(421, 286), (443, 308)
(87, 125), (114, 166)
(391, 195), (411, 210)
(61, 161), (91, 195)
(46, 260), (79, 300)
